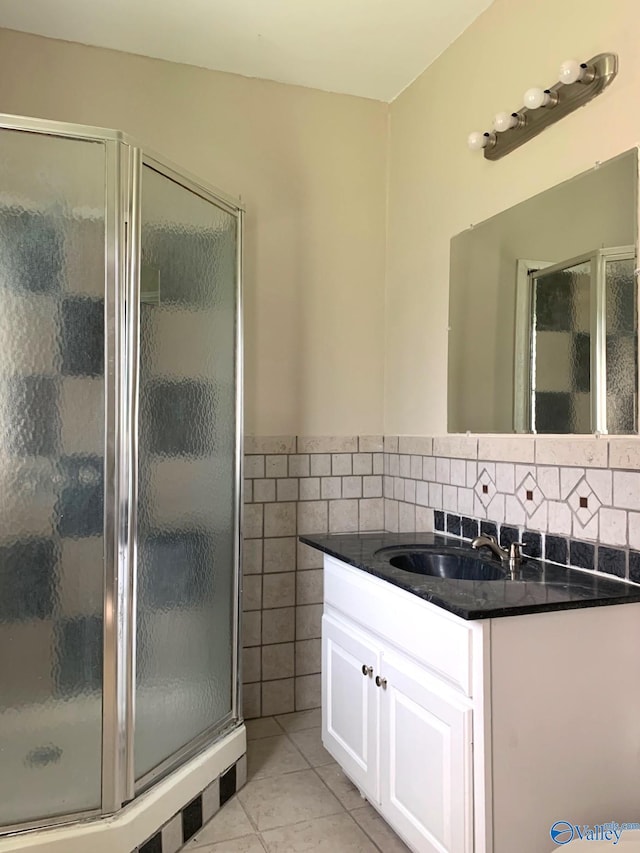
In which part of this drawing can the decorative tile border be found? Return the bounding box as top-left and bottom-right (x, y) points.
(382, 436), (640, 549)
(134, 754), (247, 853)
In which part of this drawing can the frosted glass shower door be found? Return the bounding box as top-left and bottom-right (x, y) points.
(528, 246), (637, 434)
(134, 162), (239, 783)
(0, 128), (108, 824)
(531, 260), (592, 433)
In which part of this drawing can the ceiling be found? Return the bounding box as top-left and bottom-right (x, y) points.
(0, 0), (492, 102)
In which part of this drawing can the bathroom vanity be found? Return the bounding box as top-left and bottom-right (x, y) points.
(301, 533), (640, 853)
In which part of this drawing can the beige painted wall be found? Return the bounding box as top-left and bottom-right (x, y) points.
(0, 28), (387, 437)
(387, 0), (640, 435)
(4, 0), (639, 440)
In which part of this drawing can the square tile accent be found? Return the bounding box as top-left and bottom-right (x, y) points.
(545, 535), (568, 564)
(461, 516), (479, 539)
(182, 795), (203, 843)
(570, 540), (596, 570)
(446, 514), (461, 535)
(134, 752), (245, 853)
(516, 472), (544, 517)
(522, 530), (542, 559)
(139, 833), (162, 853)
(567, 476), (601, 524)
(161, 814), (182, 853)
(237, 753), (248, 789)
(499, 525), (520, 548)
(220, 763), (237, 807)
(598, 546), (626, 578)
(202, 777), (221, 824)
(629, 551), (640, 583)
(480, 520), (498, 540)
(475, 467), (496, 507)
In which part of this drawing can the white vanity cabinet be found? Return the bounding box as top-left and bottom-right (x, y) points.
(321, 555), (640, 853)
(322, 614), (381, 803)
(322, 556), (479, 853)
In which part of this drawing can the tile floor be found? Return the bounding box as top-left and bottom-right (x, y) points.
(182, 709), (410, 852)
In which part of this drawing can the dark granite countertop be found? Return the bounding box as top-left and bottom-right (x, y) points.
(300, 532), (640, 620)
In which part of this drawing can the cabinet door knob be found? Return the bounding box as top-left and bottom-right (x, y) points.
(361, 665), (373, 677)
(375, 675), (388, 689)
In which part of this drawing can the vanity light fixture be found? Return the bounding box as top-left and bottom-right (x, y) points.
(467, 130), (496, 151)
(558, 58), (596, 85)
(492, 111), (523, 133)
(523, 87), (558, 110)
(468, 52), (617, 160)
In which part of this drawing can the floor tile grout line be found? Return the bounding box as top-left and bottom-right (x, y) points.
(193, 776), (395, 851)
(255, 810), (388, 853)
(281, 730), (314, 767)
(250, 805), (349, 836)
(246, 721), (328, 779)
(236, 791), (261, 836)
(272, 715), (288, 734)
(249, 765), (314, 782)
(307, 765), (404, 853)
(246, 735), (313, 782)
(246, 713), (323, 740)
(352, 809), (398, 853)
(307, 763), (389, 847)
(349, 810), (390, 853)
(242, 752), (350, 839)
(185, 797), (259, 850)
(221, 724), (407, 851)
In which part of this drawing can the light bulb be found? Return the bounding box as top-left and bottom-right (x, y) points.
(467, 131), (492, 151)
(559, 59), (587, 85)
(523, 87), (554, 109)
(493, 112), (518, 133)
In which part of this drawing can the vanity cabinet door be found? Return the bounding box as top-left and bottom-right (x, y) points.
(322, 613), (381, 802)
(379, 653), (473, 853)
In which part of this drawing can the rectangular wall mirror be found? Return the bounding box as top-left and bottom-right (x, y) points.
(448, 149), (639, 434)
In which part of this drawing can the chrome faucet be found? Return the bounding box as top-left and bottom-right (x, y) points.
(471, 535), (523, 573)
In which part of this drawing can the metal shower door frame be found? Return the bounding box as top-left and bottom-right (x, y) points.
(0, 112), (244, 830)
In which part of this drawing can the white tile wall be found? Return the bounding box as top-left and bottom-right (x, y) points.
(242, 435), (384, 719)
(243, 432), (640, 719)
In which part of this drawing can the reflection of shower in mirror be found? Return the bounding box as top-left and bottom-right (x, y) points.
(513, 248), (637, 434)
(448, 148), (638, 434)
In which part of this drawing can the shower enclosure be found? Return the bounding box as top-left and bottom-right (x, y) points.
(0, 113), (243, 835)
